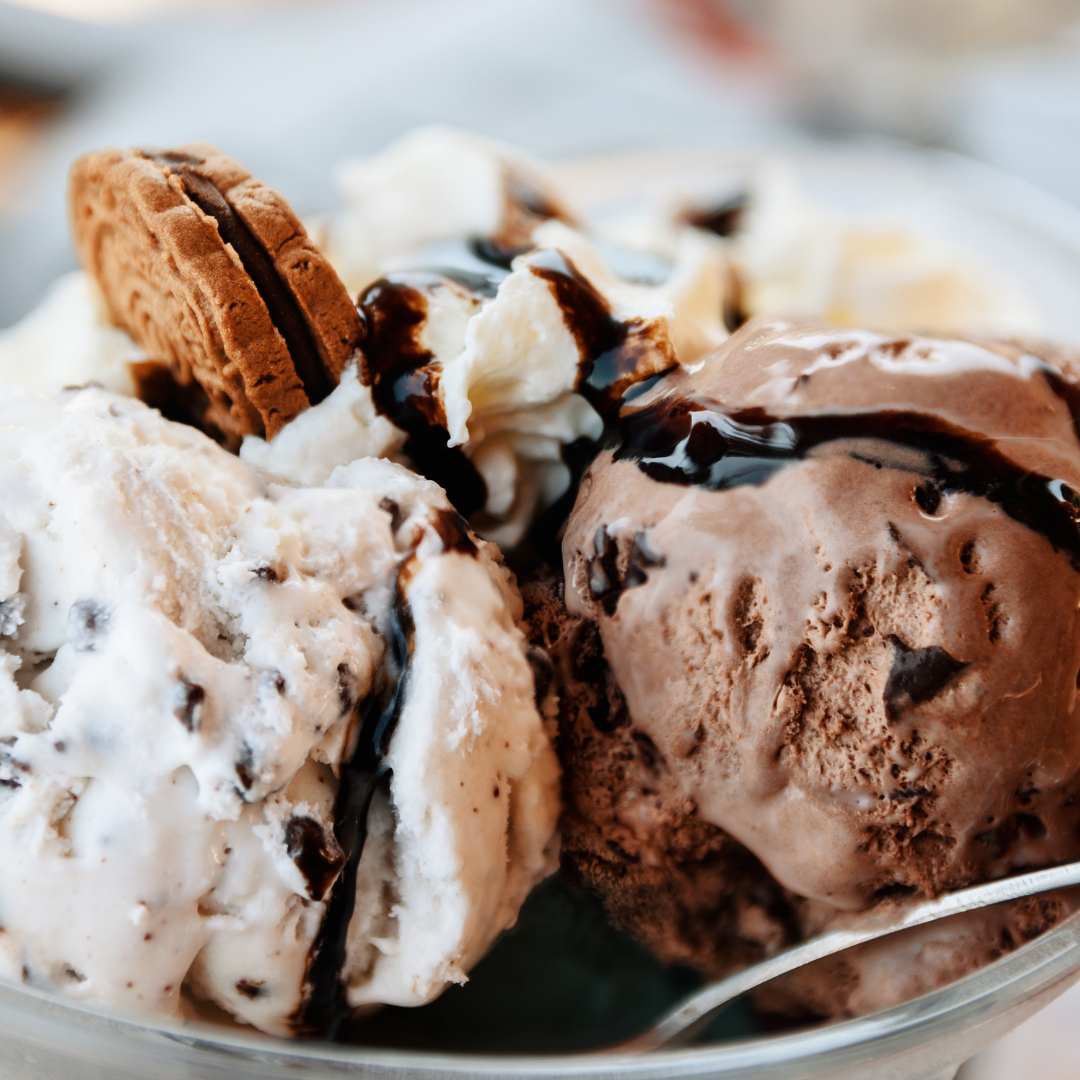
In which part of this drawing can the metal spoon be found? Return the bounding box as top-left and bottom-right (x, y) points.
(613, 859), (1080, 1053)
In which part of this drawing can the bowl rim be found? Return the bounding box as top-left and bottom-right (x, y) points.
(2, 908), (1079, 1077)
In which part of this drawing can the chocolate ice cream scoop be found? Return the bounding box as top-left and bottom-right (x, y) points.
(561, 317), (1080, 913)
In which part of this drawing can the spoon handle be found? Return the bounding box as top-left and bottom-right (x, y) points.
(614, 860), (1080, 1053)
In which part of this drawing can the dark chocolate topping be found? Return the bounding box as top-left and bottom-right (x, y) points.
(528, 249), (673, 421)
(429, 506), (480, 557)
(297, 568), (413, 1037)
(429, 266), (502, 298)
(468, 236), (530, 271)
(296, 495), (480, 1036)
(614, 397), (1080, 563)
(358, 273), (487, 517)
(142, 151), (333, 406)
(682, 191), (749, 238)
(506, 173), (563, 225)
(358, 250), (675, 556)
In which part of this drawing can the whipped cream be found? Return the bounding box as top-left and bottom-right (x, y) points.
(0, 272), (141, 396)
(324, 126), (569, 298)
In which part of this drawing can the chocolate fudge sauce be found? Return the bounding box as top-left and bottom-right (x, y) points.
(296, 513), (478, 1037)
(528, 249), (672, 421)
(358, 250), (676, 557)
(295, 571), (413, 1037)
(358, 272), (488, 517)
(614, 397), (1080, 563)
(682, 192), (748, 238)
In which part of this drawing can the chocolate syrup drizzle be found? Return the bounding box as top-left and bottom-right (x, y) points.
(527, 249), (669, 423)
(358, 273), (487, 516)
(296, 575), (412, 1037)
(469, 172), (567, 268)
(297, 509), (477, 1037)
(358, 251), (675, 544)
(143, 150), (333, 406)
(682, 191), (749, 238)
(285, 816), (345, 902)
(613, 396), (1080, 563)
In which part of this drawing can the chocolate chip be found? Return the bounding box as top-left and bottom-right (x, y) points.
(174, 678), (205, 732)
(586, 527), (620, 615)
(586, 527), (663, 616)
(884, 636), (968, 720)
(284, 815), (345, 901)
(235, 979), (266, 999)
(235, 743), (255, 791)
(68, 600), (109, 650)
(255, 565), (279, 582)
(379, 497), (403, 534)
(336, 663), (354, 715)
(623, 530), (665, 590)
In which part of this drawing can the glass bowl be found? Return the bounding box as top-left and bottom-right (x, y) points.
(2, 906), (1079, 1080)
(5, 143), (1080, 1080)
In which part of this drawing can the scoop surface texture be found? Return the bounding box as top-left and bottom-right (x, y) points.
(562, 317), (1080, 912)
(0, 386), (558, 1035)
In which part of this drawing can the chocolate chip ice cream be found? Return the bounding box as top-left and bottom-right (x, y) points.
(0, 385), (558, 1036)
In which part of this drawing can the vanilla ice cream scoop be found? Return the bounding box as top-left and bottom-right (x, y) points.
(0, 385), (558, 1035)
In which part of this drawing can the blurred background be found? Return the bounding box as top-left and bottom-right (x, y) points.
(1, 0), (1079, 1074)
(3, 0), (1080, 329)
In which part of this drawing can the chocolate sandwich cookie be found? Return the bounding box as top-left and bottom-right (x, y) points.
(69, 144), (363, 442)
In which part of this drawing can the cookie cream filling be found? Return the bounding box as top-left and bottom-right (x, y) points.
(0, 386), (558, 1035)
